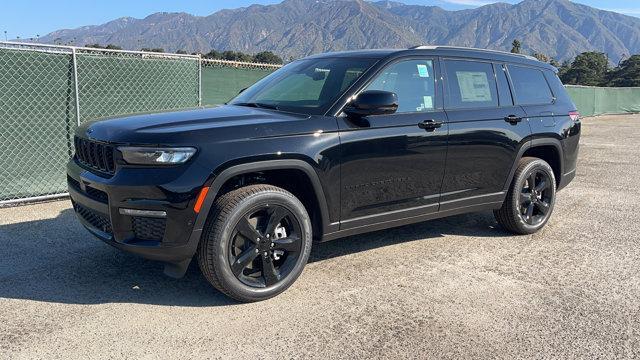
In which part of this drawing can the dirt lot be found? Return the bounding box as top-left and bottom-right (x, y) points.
(1, 115), (639, 359)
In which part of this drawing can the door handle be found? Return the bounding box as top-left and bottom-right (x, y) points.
(418, 119), (443, 131)
(504, 115), (522, 124)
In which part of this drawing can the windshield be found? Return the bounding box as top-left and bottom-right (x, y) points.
(229, 57), (378, 115)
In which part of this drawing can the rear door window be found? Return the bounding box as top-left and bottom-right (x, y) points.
(507, 65), (554, 105)
(444, 60), (498, 109)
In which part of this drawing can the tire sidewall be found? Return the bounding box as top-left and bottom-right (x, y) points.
(212, 190), (312, 300)
(509, 159), (557, 234)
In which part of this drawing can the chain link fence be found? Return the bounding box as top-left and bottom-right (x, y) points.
(0, 42), (201, 205)
(75, 49), (201, 122)
(201, 58), (280, 105)
(0, 42), (283, 206)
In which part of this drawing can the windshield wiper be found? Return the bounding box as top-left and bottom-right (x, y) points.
(233, 102), (280, 111)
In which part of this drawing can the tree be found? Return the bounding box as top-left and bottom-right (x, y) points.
(85, 43), (121, 50)
(561, 52), (609, 86)
(221, 50), (253, 62)
(253, 51), (283, 64)
(204, 50), (222, 59)
(176, 49), (187, 54)
(556, 60), (571, 80)
(607, 55), (640, 87)
(549, 59), (561, 68)
(141, 47), (165, 53)
(511, 39), (521, 54)
(532, 52), (549, 63)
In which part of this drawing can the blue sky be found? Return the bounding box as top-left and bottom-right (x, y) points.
(1, 0), (638, 41)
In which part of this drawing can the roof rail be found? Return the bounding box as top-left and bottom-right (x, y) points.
(408, 45), (538, 61)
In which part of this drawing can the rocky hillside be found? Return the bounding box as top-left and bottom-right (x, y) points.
(36, 0), (640, 63)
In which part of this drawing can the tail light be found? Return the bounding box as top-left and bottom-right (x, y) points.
(569, 111), (580, 121)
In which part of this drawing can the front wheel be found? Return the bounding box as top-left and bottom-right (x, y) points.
(197, 184), (313, 302)
(494, 157), (556, 235)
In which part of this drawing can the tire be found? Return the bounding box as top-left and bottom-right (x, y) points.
(197, 184), (313, 302)
(494, 157), (556, 235)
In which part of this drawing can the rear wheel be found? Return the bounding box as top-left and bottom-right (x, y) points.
(494, 157), (556, 234)
(197, 184), (312, 302)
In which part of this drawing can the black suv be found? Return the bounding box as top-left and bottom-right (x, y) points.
(68, 46), (581, 302)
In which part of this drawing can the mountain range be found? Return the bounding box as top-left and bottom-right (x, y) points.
(35, 0), (640, 63)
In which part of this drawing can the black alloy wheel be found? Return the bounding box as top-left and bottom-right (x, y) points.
(494, 157), (556, 234)
(229, 204), (303, 288)
(197, 184), (313, 302)
(518, 169), (553, 226)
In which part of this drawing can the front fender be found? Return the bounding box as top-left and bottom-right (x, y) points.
(191, 159), (335, 243)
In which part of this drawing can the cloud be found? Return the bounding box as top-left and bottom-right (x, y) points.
(442, 0), (499, 6)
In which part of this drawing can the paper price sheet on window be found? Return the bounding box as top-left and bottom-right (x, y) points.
(455, 71), (492, 102)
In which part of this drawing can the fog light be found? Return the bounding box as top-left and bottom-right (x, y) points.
(119, 208), (167, 218)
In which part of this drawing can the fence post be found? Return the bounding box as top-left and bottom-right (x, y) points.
(198, 55), (202, 107)
(71, 47), (81, 126)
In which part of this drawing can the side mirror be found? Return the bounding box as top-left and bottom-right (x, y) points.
(344, 90), (398, 117)
(312, 70), (327, 81)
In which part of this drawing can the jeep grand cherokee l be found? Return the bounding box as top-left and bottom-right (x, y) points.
(68, 46), (581, 302)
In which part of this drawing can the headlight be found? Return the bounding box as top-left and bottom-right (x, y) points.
(118, 146), (197, 165)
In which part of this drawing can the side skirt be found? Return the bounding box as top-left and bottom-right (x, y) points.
(321, 192), (505, 242)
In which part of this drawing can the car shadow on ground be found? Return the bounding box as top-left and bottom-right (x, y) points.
(0, 206), (509, 307)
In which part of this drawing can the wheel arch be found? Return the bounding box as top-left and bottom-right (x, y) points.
(193, 159), (333, 242)
(503, 138), (564, 192)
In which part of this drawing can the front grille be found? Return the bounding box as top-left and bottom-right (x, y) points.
(67, 176), (108, 204)
(86, 186), (108, 203)
(131, 217), (166, 241)
(74, 137), (116, 176)
(73, 201), (112, 234)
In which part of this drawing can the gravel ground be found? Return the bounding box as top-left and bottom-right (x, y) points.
(1, 114), (639, 359)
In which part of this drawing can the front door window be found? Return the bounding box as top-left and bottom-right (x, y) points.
(365, 59), (436, 113)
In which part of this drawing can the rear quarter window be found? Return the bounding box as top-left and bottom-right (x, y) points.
(507, 65), (554, 105)
(543, 69), (574, 106)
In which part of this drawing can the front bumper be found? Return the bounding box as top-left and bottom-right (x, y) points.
(67, 158), (205, 266)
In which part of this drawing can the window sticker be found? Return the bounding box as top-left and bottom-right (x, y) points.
(423, 96), (433, 109)
(417, 64), (430, 78)
(455, 71), (492, 102)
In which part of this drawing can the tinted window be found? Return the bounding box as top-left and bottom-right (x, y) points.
(508, 65), (554, 105)
(365, 59), (436, 113)
(543, 69), (573, 105)
(230, 57), (377, 115)
(444, 60), (498, 109)
(494, 64), (513, 106)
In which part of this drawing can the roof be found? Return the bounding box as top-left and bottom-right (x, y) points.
(308, 46), (555, 71)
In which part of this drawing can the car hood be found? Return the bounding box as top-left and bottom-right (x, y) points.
(77, 105), (311, 144)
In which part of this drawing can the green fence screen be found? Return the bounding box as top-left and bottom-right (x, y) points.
(201, 65), (274, 106)
(0, 48), (76, 201)
(566, 85), (640, 117)
(0, 45), (199, 204)
(76, 52), (199, 123)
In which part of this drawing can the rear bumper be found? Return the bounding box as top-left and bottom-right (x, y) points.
(67, 159), (204, 265)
